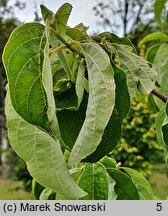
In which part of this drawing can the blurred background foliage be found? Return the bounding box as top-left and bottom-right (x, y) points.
(0, 0), (168, 199)
(112, 95), (164, 177)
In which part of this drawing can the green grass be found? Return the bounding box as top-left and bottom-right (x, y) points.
(149, 163), (168, 199)
(150, 172), (168, 199)
(0, 178), (34, 200)
(0, 165), (168, 200)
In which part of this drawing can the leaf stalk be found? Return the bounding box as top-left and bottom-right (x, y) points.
(50, 28), (84, 58)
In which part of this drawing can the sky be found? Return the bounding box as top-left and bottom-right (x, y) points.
(10, 0), (101, 34)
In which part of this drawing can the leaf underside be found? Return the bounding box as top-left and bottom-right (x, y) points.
(5, 92), (87, 199)
(68, 43), (116, 167)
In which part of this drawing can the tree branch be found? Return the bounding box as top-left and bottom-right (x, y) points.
(151, 89), (168, 103)
(50, 28), (84, 58)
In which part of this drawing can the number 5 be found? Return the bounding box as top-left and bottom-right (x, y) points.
(156, 203), (162, 211)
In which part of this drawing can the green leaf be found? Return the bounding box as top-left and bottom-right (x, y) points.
(53, 78), (73, 93)
(139, 32), (168, 46)
(57, 50), (73, 80)
(74, 23), (89, 34)
(2, 23), (50, 130)
(115, 47), (138, 97)
(57, 93), (87, 149)
(84, 64), (130, 162)
(99, 32), (136, 53)
(54, 3), (72, 37)
(69, 167), (83, 183)
(54, 85), (78, 111)
(115, 44), (157, 97)
(107, 168), (139, 200)
(57, 58), (129, 163)
(154, 0), (167, 29)
(108, 175), (117, 200)
(146, 44), (161, 63)
(155, 108), (168, 161)
(40, 4), (53, 22)
(156, 108), (166, 145)
(52, 47), (78, 110)
(32, 179), (45, 200)
(68, 43), (115, 167)
(66, 27), (89, 41)
(152, 44), (168, 109)
(162, 103), (168, 145)
(76, 60), (85, 107)
(123, 168), (154, 200)
(56, 167), (83, 200)
(39, 188), (54, 200)
(99, 156), (117, 169)
(42, 23), (62, 138)
(113, 64), (130, 118)
(78, 163), (109, 200)
(5, 91), (87, 199)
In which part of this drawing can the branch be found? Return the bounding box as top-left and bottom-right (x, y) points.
(50, 28), (84, 58)
(151, 89), (168, 103)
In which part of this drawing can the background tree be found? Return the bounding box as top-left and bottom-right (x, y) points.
(112, 95), (164, 177)
(0, 0), (25, 175)
(93, 0), (158, 47)
(93, 0), (165, 176)
(0, 0), (20, 168)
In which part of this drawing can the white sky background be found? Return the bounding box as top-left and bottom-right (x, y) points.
(9, 0), (102, 34)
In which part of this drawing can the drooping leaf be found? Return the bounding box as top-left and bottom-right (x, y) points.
(5, 91), (87, 199)
(40, 4), (53, 22)
(68, 43), (115, 167)
(139, 32), (168, 46)
(76, 60), (85, 107)
(78, 163), (109, 200)
(2, 23), (51, 130)
(71, 55), (79, 78)
(84, 64), (130, 162)
(123, 168), (154, 200)
(107, 168), (139, 200)
(154, 0), (167, 29)
(115, 47), (138, 97)
(42, 23), (62, 138)
(152, 44), (168, 109)
(56, 167), (83, 200)
(57, 62), (129, 163)
(115, 44), (157, 97)
(57, 50), (73, 80)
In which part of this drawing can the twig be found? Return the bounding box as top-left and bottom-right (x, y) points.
(151, 89), (168, 103)
(50, 28), (84, 58)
